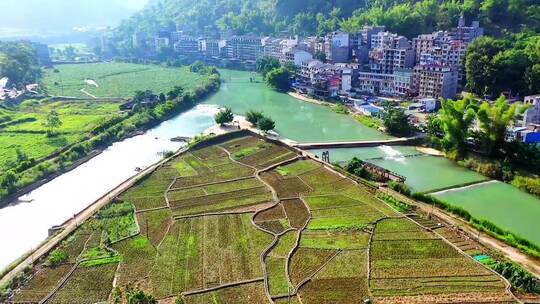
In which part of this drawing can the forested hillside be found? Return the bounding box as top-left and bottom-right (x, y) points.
(115, 0), (539, 39)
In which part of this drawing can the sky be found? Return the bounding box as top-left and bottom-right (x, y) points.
(0, 0), (149, 37)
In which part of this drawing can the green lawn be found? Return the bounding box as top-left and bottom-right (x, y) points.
(44, 63), (205, 98)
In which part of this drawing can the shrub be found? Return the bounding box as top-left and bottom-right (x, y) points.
(47, 249), (68, 266)
(388, 181), (411, 196)
(215, 107), (234, 125)
(257, 116), (275, 132)
(245, 110), (264, 125)
(333, 104), (349, 114)
(512, 176), (540, 197)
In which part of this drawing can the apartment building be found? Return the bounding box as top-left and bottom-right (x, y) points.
(414, 65), (458, 99)
(222, 35), (263, 62)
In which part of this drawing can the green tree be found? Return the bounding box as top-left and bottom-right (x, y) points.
(257, 116), (276, 132)
(266, 67), (290, 92)
(476, 96), (527, 156)
(42, 110), (63, 136)
(215, 107), (234, 125)
(438, 98), (477, 157)
(245, 110), (264, 125)
(256, 56), (281, 78)
(383, 105), (413, 137)
(0, 170), (17, 194)
(127, 289), (157, 304)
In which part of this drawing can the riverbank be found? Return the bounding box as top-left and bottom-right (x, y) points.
(0, 72), (221, 207)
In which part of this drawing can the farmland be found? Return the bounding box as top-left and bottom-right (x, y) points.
(43, 63), (206, 98)
(0, 99), (125, 170)
(4, 132), (519, 303)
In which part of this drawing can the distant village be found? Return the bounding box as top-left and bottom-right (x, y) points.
(3, 18), (540, 144)
(92, 16), (538, 143)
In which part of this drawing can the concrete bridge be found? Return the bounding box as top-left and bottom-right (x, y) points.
(291, 137), (419, 150)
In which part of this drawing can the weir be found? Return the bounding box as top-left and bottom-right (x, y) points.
(291, 137), (418, 149)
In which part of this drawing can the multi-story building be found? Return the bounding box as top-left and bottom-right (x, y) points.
(522, 95), (540, 125)
(282, 48), (313, 66)
(369, 32), (414, 74)
(222, 35), (263, 62)
(154, 37), (170, 51)
(414, 65), (458, 99)
(393, 68), (415, 98)
(327, 32), (351, 63)
(356, 72), (396, 96)
(198, 38), (221, 58)
(172, 35), (199, 56)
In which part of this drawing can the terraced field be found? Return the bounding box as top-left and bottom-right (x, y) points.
(6, 132), (516, 304)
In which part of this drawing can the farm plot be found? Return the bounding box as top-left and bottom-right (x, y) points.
(288, 248), (338, 287)
(112, 236), (157, 288)
(261, 171), (313, 198)
(45, 263), (117, 304)
(169, 185), (272, 216)
(297, 250), (369, 304)
(136, 208), (172, 246)
(300, 230), (370, 250)
(149, 214), (273, 298)
(220, 136), (297, 169)
(43, 63), (205, 98)
(119, 171), (172, 211)
(12, 264), (74, 303)
(369, 218), (510, 301)
(282, 199), (310, 229)
(183, 281), (268, 304)
(304, 195), (386, 231)
(96, 202), (139, 243)
(253, 203), (292, 234)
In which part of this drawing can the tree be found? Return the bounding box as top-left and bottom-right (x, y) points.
(476, 96), (527, 156)
(256, 56), (281, 78)
(245, 110), (264, 125)
(158, 93), (166, 103)
(127, 289), (157, 304)
(266, 67), (290, 92)
(438, 98), (477, 157)
(42, 110), (62, 136)
(257, 116), (276, 132)
(215, 107), (234, 125)
(382, 105), (413, 137)
(167, 86), (184, 100)
(0, 170), (17, 194)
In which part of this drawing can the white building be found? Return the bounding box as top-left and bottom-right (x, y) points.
(282, 48), (313, 66)
(523, 95), (540, 125)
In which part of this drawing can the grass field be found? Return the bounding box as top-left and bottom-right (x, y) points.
(0, 100), (124, 170)
(8, 134), (517, 304)
(43, 63), (205, 98)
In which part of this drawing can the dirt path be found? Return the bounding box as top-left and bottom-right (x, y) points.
(383, 187), (540, 278)
(80, 88), (97, 99)
(0, 150), (179, 287)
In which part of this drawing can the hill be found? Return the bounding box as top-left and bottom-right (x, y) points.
(115, 0), (539, 40)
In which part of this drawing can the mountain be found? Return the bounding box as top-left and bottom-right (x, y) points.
(114, 0), (539, 40)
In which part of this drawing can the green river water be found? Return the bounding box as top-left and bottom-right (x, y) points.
(308, 147), (487, 193)
(204, 69), (540, 246)
(203, 69), (390, 142)
(434, 181), (540, 246)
